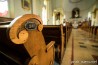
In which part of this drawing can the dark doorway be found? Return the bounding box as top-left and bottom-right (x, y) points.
(72, 8), (80, 18)
(55, 12), (60, 20)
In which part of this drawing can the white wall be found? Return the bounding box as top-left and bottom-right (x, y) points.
(14, 0), (32, 17)
(94, 10), (98, 26)
(33, 0), (54, 25)
(8, 0), (44, 18)
(7, 0), (97, 25)
(91, 0), (98, 26)
(8, 0), (52, 25)
(63, 0), (96, 21)
(8, 0), (15, 18)
(47, 0), (53, 25)
(33, 0), (43, 18)
(95, 1), (98, 26)
(8, 0), (32, 18)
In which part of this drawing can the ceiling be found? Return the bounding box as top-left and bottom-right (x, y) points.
(69, 0), (82, 3)
(63, 0), (97, 12)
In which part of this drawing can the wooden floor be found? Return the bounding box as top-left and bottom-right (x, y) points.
(61, 28), (98, 65)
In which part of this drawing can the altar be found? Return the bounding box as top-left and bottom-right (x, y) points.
(72, 21), (79, 28)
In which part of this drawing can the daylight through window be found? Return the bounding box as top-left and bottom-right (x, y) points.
(0, 0), (8, 16)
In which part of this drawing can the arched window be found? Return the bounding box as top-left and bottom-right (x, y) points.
(72, 8), (80, 18)
(42, 6), (47, 25)
(0, 0), (8, 17)
(42, 0), (47, 25)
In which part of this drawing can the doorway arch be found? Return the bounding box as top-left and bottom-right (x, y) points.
(72, 7), (80, 18)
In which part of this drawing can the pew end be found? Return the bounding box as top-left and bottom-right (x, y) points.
(0, 14), (55, 65)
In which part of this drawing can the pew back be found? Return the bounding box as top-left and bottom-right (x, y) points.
(42, 25), (65, 63)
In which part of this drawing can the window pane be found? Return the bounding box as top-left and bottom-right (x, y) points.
(0, 0), (8, 16)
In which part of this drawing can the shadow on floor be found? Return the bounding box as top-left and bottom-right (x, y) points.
(54, 61), (59, 65)
(92, 55), (98, 65)
(80, 45), (87, 48)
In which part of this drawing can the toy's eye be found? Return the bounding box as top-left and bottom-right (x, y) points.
(25, 21), (37, 30)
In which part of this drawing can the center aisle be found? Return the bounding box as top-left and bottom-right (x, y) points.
(61, 28), (98, 65)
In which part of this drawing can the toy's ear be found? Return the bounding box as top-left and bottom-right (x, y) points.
(37, 24), (43, 31)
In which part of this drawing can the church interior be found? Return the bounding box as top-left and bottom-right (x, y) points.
(0, 0), (98, 65)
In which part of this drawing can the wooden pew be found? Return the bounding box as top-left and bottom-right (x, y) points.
(42, 25), (66, 63)
(64, 23), (72, 43)
(0, 14), (55, 65)
(80, 21), (98, 39)
(90, 26), (98, 39)
(89, 26), (95, 37)
(79, 21), (92, 37)
(80, 21), (90, 32)
(0, 17), (13, 22)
